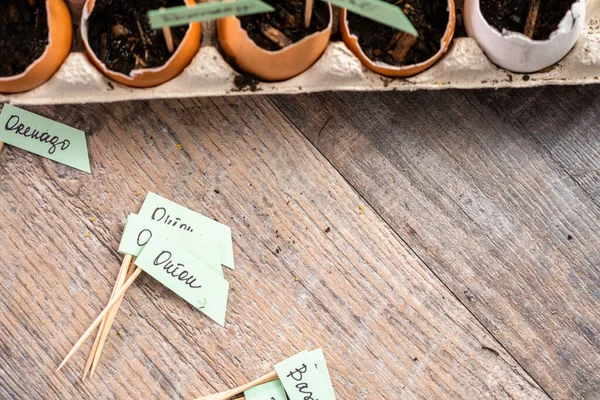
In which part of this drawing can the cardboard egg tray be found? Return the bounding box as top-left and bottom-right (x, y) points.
(2, 0), (600, 105)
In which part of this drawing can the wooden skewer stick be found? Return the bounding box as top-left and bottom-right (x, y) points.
(524, 0), (542, 38)
(304, 0), (314, 28)
(160, 8), (175, 53)
(0, 142), (4, 153)
(163, 26), (174, 53)
(81, 254), (133, 379)
(81, 255), (132, 380)
(57, 267), (142, 371)
(89, 257), (136, 376)
(193, 370), (278, 400)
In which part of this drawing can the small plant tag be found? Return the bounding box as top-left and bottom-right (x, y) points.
(325, 0), (418, 35)
(0, 104), (91, 173)
(148, 0), (275, 29)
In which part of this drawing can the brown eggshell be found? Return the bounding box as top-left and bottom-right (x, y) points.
(0, 0), (72, 93)
(340, 1), (456, 78)
(81, 0), (201, 88)
(218, 3), (332, 82)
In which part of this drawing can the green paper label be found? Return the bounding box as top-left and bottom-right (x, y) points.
(275, 350), (335, 400)
(311, 349), (336, 400)
(331, 0), (418, 35)
(119, 214), (223, 277)
(244, 380), (287, 400)
(135, 235), (229, 326)
(148, 0), (275, 29)
(139, 192), (235, 269)
(0, 104), (91, 173)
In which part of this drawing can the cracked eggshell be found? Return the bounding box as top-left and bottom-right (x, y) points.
(0, 0), (72, 93)
(81, 0), (201, 88)
(339, 1), (456, 78)
(217, 3), (333, 81)
(464, 0), (585, 73)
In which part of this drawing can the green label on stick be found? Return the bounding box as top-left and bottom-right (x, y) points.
(148, 0), (275, 29)
(135, 235), (229, 326)
(330, 0), (418, 35)
(275, 350), (336, 400)
(139, 192), (235, 269)
(0, 104), (91, 173)
(119, 214), (223, 277)
(311, 348), (336, 400)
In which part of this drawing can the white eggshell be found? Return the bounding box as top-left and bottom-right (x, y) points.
(464, 0), (585, 73)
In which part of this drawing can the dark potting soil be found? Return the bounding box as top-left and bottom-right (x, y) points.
(87, 0), (189, 75)
(0, 0), (49, 77)
(233, 73), (260, 92)
(480, 0), (575, 40)
(454, 4), (468, 37)
(348, 0), (449, 66)
(239, 0), (330, 51)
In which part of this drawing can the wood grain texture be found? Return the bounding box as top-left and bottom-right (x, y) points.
(0, 97), (546, 399)
(270, 85), (600, 399)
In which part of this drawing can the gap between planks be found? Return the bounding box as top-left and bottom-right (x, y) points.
(265, 95), (552, 398)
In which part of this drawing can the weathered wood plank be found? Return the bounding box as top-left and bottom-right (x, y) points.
(463, 87), (600, 208)
(270, 86), (600, 399)
(0, 97), (545, 399)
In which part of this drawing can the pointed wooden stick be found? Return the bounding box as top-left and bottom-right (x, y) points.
(304, 0), (314, 28)
(163, 26), (174, 53)
(81, 256), (130, 380)
(57, 267), (142, 371)
(82, 328), (102, 379)
(89, 256), (136, 376)
(0, 142), (4, 153)
(82, 254), (133, 379)
(160, 7), (175, 53)
(194, 370), (278, 400)
(524, 0), (542, 38)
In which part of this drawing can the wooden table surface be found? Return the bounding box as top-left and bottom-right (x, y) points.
(0, 86), (598, 399)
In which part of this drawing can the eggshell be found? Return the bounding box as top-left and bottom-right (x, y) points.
(0, 0), (72, 94)
(340, 1), (455, 78)
(464, 0), (585, 73)
(81, 0), (201, 88)
(217, 3), (333, 82)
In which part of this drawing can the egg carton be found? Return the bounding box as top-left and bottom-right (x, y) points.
(2, 0), (600, 105)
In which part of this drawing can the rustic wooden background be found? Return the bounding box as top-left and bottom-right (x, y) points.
(0, 86), (598, 399)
